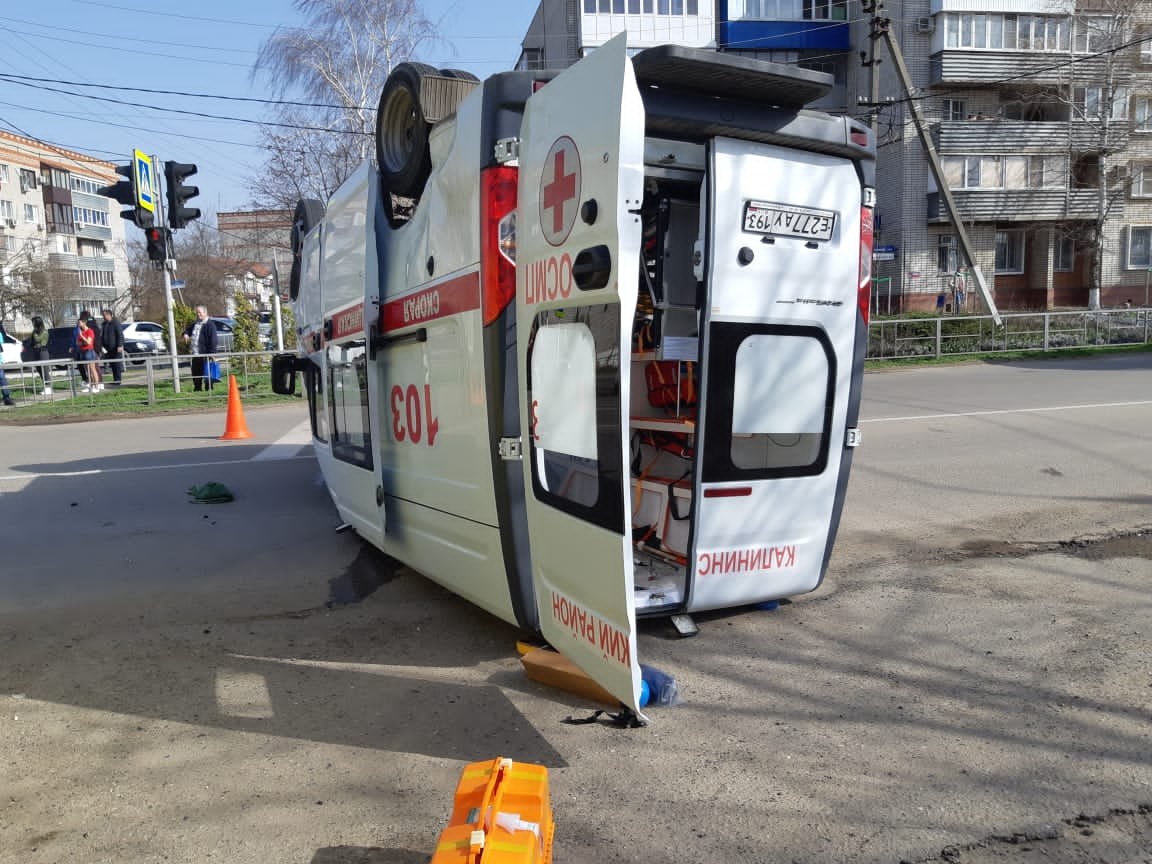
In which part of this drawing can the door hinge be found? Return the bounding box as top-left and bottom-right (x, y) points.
(498, 436), (523, 460)
(494, 138), (520, 164)
(846, 427), (862, 448)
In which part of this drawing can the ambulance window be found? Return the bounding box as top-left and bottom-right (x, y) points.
(702, 324), (834, 481)
(306, 360), (328, 443)
(526, 306), (625, 535)
(327, 340), (372, 470)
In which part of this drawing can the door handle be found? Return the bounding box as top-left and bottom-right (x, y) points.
(573, 245), (612, 292)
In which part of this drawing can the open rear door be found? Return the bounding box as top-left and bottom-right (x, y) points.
(515, 33), (646, 715)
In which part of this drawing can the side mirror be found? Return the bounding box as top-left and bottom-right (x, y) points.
(271, 353), (300, 395)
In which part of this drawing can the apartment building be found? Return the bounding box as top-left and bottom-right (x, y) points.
(0, 131), (131, 329)
(518, 0), (1152, 310)
(518, 1), (854, 112)
(866, 0), (1152, 311)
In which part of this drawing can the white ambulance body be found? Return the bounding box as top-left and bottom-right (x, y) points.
(275, 35), (875, 718)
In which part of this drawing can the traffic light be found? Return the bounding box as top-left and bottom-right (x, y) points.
(165, 161), (200, 229)
(145, 226), (170, 262)
(98, 163), (154, 229)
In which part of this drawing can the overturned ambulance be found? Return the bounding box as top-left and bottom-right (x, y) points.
(273, 34), (876, 717)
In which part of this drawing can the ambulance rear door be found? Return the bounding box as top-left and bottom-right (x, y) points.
(692, 137), (866, 610)
(515, 33), (646, 714)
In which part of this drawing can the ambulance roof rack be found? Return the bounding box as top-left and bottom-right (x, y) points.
(630, 45), (831, 109)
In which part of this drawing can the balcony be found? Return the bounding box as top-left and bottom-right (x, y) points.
(718, 18), (850, 51)
(930, 51), (1120, 86)
(933, 119), (1129, 154)
(927, 188), (1103, 222)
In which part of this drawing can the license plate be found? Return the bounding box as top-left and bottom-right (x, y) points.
(742, 200), (836, 242)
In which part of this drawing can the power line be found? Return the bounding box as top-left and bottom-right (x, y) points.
(0, 72), (359, 111)
(0, 77), (370, 136)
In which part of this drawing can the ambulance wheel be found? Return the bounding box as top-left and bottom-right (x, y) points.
(376, 62), (438, 199)
(289, 198), (325, 301)
(438, 68), (479, 82)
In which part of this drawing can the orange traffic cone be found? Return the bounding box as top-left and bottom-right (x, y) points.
(219, 374), (253, 440)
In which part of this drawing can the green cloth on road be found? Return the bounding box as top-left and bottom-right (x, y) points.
(187, 482), (234, 503)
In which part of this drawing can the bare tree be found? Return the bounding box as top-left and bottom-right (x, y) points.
(249, 0), (440, 206)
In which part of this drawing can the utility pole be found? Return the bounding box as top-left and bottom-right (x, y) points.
(866, 12), (1002, 325)
(152, 154), (182, 394)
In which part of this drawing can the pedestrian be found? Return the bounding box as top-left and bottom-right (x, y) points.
(76, 311), (102, 393)
(29, 316), (51, 395)
(99, 309), (124, 386)
(182, 305), (218, 392)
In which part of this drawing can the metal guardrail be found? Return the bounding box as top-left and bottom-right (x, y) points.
(2, 350), (284, 408)
(867, 309), (1152, 360)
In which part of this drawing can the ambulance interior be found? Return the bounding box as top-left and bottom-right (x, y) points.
(627, 139), (708, 614)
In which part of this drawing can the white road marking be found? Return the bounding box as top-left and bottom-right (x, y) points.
(862, 399), (1152, 424)
(253, 419), (313, 461)
(0, 454), (314, 483)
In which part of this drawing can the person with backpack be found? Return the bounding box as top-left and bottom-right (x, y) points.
(75, 311), (102, 393)
(28, 316), (51, 395)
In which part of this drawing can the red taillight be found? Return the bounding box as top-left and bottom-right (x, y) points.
(858, 206), (873, 326)
(703, 487), (752, 498)
(480, 166), (518, 326)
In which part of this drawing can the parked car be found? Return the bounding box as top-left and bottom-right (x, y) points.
(0, 330), (21, 368)
(208, 317), (235, 353)
(257, 311), (274, 349)
(121, 320), (167, 364)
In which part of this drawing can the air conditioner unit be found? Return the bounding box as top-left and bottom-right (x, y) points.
(917, 16), (935, 32)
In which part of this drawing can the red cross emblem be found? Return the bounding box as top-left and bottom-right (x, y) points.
(540, 136), (581, 247)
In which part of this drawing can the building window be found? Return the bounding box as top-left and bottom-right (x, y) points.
(995, 230), (1025, 274)
(24, 203), (40, 224)
(1142, 35), (1152, 63)
(1073, 86), (1128, 120)
(1135, 97), (1152, 131)
(0, 200), (12, 221)
(1054, 236), (1075, 272)
(1131, 165), (1152, 197)
(70, 175), (102, 195)
(732, 0), (804, 20)
(943, 99), (965, 121)
(1128, 227), (1152, 267)
(937, 235), (959, 273)
(19, 169), (38, 193)
(803, 0), (846, 20)
(944, 155), (1066, 190)
(944, 13), (1069, 51)
(1073, 16), (1116, 53)
(0, 164), (8, 183)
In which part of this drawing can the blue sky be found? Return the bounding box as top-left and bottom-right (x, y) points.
(0, 0), (540, 219)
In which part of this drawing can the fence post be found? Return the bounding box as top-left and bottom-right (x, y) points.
(935, 317), (942, 358)
(1043, 313), (1050, 351)
(146, 357), (155, 405)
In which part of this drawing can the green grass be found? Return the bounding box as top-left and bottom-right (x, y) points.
(865, 341), (1152, 368)
(1, 371), (298, 423)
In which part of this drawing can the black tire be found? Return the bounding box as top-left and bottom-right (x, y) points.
(289, 198), (325, 302)
(438, 68), (480, 82)
(375, 62), (439, 199)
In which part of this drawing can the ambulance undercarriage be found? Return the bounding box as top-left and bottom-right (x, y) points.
(278, 37), (875, 715)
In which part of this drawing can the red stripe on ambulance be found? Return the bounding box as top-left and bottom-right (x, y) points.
(696, 544), (797, 576)
(330, 304), (365, 340)
(382, 272), (480, 332)
(550, 590), (630, 666)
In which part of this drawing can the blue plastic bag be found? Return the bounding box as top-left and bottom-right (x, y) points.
(207, 359), (221, 383)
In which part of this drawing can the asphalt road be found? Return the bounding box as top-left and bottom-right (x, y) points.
(0, 355), (1149, 864)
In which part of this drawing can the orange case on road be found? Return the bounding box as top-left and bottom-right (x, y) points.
(431, 757), (554, 864)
